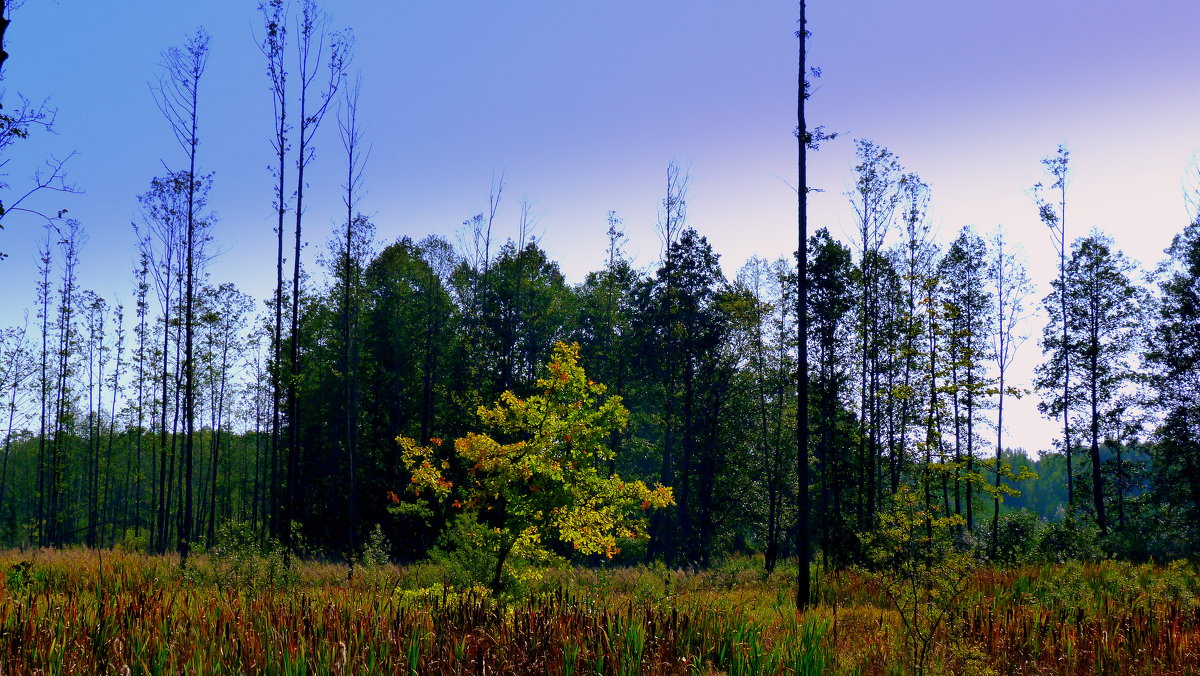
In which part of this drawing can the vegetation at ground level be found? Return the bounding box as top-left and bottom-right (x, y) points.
(0, 549), (1196, 675)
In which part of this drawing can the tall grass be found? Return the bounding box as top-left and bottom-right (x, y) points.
(0, 550), (1195, 674)
(0, 550), (826, 675)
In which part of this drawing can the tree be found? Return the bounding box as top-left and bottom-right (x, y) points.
(284, 0), (349, 556)
(636, 227), (743, 565)
(399, 342), (673, 592)
(847, 139), (901, 533)
(1146, 219), (1200, 551)
(1033, 145), (1073, 505)
(135, 173), (184, 553)
(796, 0), (810, 609)
(336, 72), (368, 561)
(79, 290), (107, 548)
(1039, 232), (1142, 538)
(48, 219), (83, 546)
(198, 283), (253, 545)
(129, 243), (152, 539)
(152, 26), (211, 568)
(806, 229), (855, 567)
(938, 228), (992, 531)
(736, 255), (794, 573)
(864, 485), (971, 676)
(34, 226), (50, 544)
(573, 212), (641, 477)
(795, 5), (837, 600)
(477, 240), (575, 397)
(895, 173), (943, 521)
(645, 161), (688, 565)
(258, 0), (289, 543)
(988, 227), (1032, 556)
(0, 318), (32, 523)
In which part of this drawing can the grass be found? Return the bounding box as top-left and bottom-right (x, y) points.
(0, 549), (1195, 674)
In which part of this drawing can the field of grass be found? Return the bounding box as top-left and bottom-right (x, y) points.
(0, 549), (1196, 674)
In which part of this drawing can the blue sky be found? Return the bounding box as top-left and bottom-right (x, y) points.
(1, 1), (1198, 451)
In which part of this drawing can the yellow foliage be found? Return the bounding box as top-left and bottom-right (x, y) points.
(398, 342), (673, 581)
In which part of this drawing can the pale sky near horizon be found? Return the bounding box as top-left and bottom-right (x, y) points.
(0, 1), (1197, 453)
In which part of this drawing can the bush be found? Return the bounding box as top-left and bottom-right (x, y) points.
(429, 513), (508, 591)
(351, 524), (394, 588)
(1103, 501), (1197, 562)
(360, 524), (387, 566)
(4, 559), (31, 593)
(1039, 510), (1102, 563)
(117, 529), (149, 554)
(209, 519), (296, 591)
(990, 509), (1046, 565)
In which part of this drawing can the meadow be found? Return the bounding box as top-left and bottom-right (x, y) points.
(0, 549), (1196, 675)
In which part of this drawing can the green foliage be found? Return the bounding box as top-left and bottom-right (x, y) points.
(965, 507), (1103, 566)
(209, 519), (296, 591)
(988, 509), (1046, 565)
(116, 528), (149, 554)
(350, 523), (394, 588)
(1001, 450), (1068, 520)
(5, 559), (31, 593)
(360, 523), (391, 568)
(1039, 511), (1103, 563)
(428, 512), (511, 591)
(863, 485), (975, 676)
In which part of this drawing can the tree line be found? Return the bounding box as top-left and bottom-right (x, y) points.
(0, 3), (1198, 574)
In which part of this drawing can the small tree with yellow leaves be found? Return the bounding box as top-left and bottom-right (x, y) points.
(399, 342), (673, 592)
(863, 485), (975, 676)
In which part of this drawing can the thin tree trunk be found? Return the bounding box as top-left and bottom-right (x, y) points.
(796, 0), (811, 609)
(36, 236), (50, 547)
(1090, 343), (1106, 536)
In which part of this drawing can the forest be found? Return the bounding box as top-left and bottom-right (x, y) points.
(0, 1), (1198, 674)
(6, 144), (1199, 570)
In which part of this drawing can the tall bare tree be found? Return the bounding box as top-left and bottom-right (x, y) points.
(130, 243), (151, 538)
(1033, 146), (1073, 505)
(795, 0), (811, 609)
(136, 174), (184, 553)
(282, 0), (348, 555)
(152, 28), (210, 568)
(847, 139), (901, 529)
(34, 226), (50, 544)
(49, 220), (82, 546)
(988, 227), (1032, 557)
(258, 0), (289, 541)
(337, 73), (368, 560)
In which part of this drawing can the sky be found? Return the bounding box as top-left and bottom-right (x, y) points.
(1, 1), (1198, 453)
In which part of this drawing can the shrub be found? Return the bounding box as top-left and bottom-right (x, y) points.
(209, 519), (296, 591)
(1039, 510), (1102, 562)
(990, 509), (1046, 565)
(116, 529), (149, 554)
